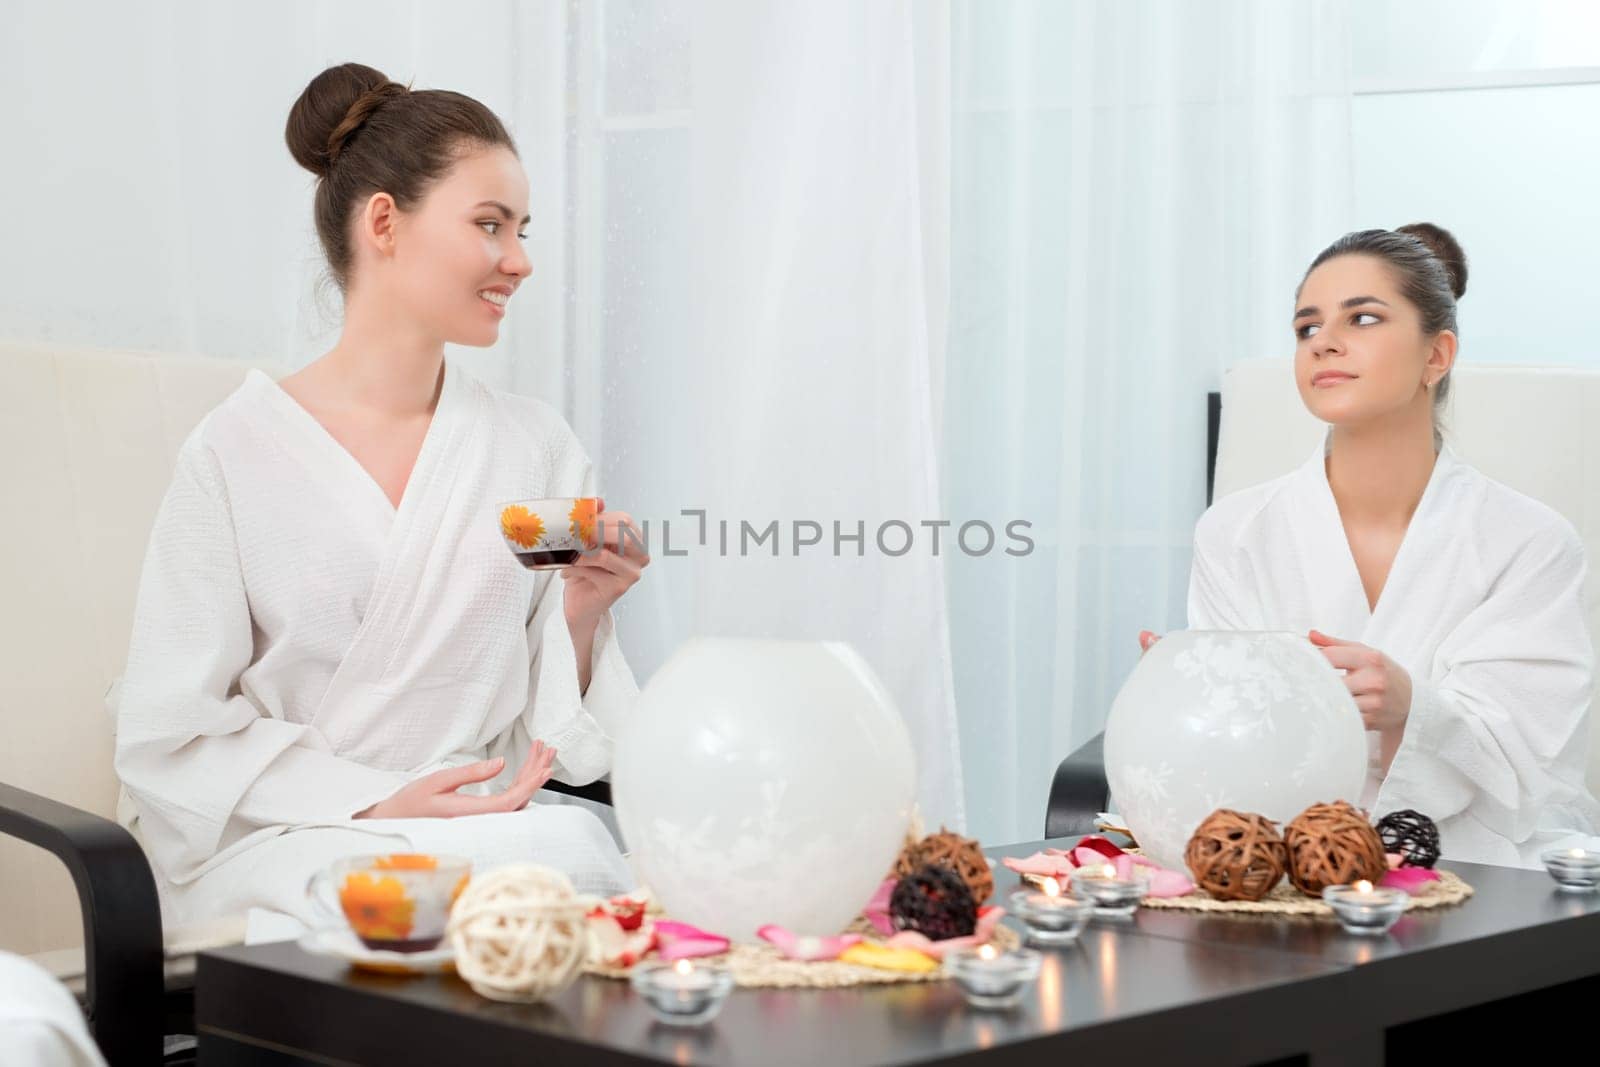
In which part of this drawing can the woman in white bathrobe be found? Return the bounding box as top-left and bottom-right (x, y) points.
(1147, 223), (1600, 868)
(113, 63), (650, 930)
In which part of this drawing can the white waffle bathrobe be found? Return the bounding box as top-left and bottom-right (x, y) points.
(113, 360), (637, 927)
(1188, 444), (1600, 868)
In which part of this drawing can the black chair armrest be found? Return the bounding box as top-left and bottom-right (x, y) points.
(0, 781), (163, 1066)
(1045, 732), (1110, 839)
(541, 779), (612, 807)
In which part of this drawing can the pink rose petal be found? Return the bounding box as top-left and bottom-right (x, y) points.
(1380, 867), (1440, 895)
(757, 925), (862, 961)
(654, 920), (730, 960)
(1003, 853), (1076, 879)
(1071, 835), (1126, 862)
(1145, 868), (1197, 898)
(587, 914), (658, 968)
(863, 877), (898, 935)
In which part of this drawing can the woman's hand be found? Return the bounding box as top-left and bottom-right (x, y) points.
(562, 501), (650, 631)
(1309, 630), (1413, 734)
(354, 741), (558, 820)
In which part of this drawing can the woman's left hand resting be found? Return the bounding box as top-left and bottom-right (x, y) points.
(354, 741), (558, 820)
(1309, 629), (1413, 734)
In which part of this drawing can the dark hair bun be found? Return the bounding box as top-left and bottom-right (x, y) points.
(1397, 222), (1468, 300)
(285, 62), (402, 178)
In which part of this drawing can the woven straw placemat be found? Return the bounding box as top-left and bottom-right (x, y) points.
(1139, 869), (1473, 915)
(587, 923), (1021, 989)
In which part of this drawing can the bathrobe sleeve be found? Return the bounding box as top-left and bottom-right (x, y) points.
(491, 439), (639, 786)
(1377, 520), (1596, 851)
(1186, 506), (1263, 630)
(113, 438), (414, 881)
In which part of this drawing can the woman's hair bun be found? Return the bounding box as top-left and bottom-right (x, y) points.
(285, 62), (403, 178)
(1396, 222), (1468, 300)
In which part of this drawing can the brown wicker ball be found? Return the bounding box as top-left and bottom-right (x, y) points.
(1184, 809), (1287, 902)
(1283, 801), (1388, 895)
(893, 827), (994, 905)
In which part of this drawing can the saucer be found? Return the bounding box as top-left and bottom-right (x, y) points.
(298, 926), (456, 975)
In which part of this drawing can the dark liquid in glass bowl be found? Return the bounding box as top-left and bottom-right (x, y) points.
(514, 548), (582, 569)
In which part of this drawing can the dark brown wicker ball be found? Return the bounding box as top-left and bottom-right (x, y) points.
(1184, 809), (1288, 902)
(1375, 809), (1441, 869)
(1283, 801), (1388, 896)
(893, 827), (994, 905)
(889, 864), (977, 941)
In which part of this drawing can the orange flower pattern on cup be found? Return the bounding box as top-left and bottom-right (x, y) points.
(569, 498), (600, 546)
(315, 853), (472, 953)
(339, 872), (417, 945)
(500, 506), (545, 549)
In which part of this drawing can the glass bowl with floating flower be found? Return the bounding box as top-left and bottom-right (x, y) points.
(498, 497), (603, 570)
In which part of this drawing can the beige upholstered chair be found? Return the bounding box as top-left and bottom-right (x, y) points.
(0, 342), (282, 1061)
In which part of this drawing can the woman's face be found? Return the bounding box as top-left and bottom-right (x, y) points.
(1292, 253), (1451, 428)
(368, 144), (533, 347)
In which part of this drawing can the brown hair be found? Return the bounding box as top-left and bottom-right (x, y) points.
(285, 62), (518, 291)
(1298, 222), (1468, 412)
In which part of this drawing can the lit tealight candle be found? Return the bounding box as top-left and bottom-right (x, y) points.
(630, 957), (733, 1027)
(1322, 881), (1407, 936)
(1067, 862), (1150, 918)
(1542, 846), (1600, 893)
(946, 944), (1041, 1010)
(1009, 876), (1093, 945)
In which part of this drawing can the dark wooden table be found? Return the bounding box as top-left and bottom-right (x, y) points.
(196, 838), (1600, 1066)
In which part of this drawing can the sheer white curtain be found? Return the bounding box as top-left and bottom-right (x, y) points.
(592, 0), (965, 827)
(1, 0), (1355, 841)
(942, 0), (1356, 841)
(0, 0), (968, 826)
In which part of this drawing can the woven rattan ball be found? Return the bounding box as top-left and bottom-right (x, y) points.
(446, 864), (592, 1002)
(1283, 801), (1388, 895)
(1375, 808), (1441, 869)
(1184, 809), (1287, 902)
(889, 863), (977, 940)
(894, 827), (994, 905)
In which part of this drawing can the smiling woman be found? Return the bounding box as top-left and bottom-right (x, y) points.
(1173, 223), (1600, 869)
(111, 62), (651, 933)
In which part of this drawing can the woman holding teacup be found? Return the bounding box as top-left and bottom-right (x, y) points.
(1145, 224), (1599, 868)
(112, 64), (649, 930)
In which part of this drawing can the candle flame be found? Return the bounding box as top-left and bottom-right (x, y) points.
(673, 959), (694, 976)
(978, 943), (998, 961)
(1571, 848), (1588, 858)
(1100, 864), (1117, 879)
(1042, 877), (1061, 898)
(1354, 880), (1373, 894)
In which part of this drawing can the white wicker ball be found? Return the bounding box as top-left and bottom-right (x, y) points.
(446, 864), (593, 1002)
